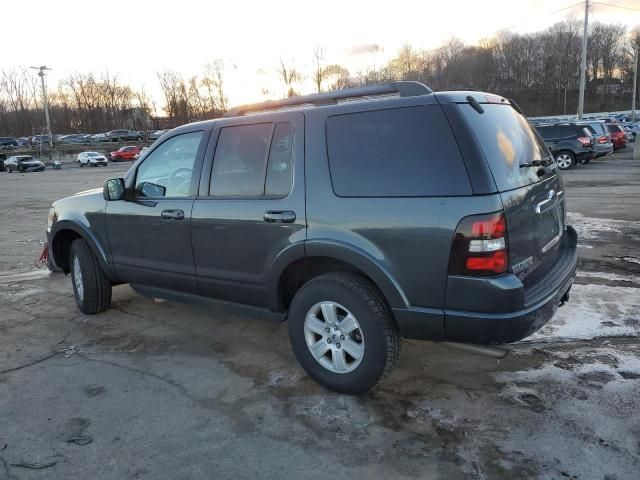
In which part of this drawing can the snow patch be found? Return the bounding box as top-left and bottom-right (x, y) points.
(496, 348), (640, 386)
(567, 212), (639, 241)
(619, 256), (640, 265)
(526, 283), (640, 343)
(577, 270), (640, 285)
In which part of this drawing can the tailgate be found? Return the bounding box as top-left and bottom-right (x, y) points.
(500, 176), (565, 284)
(456, 101), (565, 282)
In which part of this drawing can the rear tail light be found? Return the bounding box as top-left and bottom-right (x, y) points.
(448, 212), (509, 276)
(577, 136), (592, 147)
(598, 136), (607, 144)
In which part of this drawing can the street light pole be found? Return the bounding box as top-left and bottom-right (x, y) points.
(30, 66), (53, 151)
(578, 0), (589, 119)
(632, 44), (638, 122)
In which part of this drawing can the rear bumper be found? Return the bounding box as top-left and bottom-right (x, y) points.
(593, 145), (614, 158)
(575, 150), (594, 161)
(395, 226), (578, 344)
(444, 226), (578, 344)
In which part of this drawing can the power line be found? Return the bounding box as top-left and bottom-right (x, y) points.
(486, 1), (587, 37)
(592, 1), (640, 13)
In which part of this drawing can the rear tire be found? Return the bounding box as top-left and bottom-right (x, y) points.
(70, 238), (112, 314)
(288, 272), (400, 394)
(555, 150), (575, 170)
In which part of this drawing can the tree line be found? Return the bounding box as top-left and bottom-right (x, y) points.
(1, 19), (639, 137)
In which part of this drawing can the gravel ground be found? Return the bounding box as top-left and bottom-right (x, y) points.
(0, 150), (639, 480)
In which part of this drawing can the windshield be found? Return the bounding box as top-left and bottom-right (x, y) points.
(459, 103), (555, 192)
(87, 152), (100, 157)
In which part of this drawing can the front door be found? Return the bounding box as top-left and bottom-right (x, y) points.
(191, 112), (306, 307)
(105, 129), (208, 292)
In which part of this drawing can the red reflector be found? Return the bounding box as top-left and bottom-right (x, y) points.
(471, 215), (506, 237)
(466, 251), (508, 273)
(577, 136), (591, 146)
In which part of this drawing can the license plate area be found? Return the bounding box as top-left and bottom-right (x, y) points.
(537, 194), (563, 254)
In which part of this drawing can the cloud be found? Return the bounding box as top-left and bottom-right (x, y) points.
(344, 44), (383, 56)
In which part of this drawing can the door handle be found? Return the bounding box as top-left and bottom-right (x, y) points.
(263, 211), (296, 223)
(161, 209), (185, 220)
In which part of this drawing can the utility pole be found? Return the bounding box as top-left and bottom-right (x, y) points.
(578, 0), (589, 119)
(632, 43), (638, 122)
(30, 66), (53, 151)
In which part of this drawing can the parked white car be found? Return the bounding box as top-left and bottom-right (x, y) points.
(77, 151), (108, 167)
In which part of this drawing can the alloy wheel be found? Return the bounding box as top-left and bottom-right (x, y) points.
(304, 301), (365, 374)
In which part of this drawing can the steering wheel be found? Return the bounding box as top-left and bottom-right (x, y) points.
(168, 168), (192, 194)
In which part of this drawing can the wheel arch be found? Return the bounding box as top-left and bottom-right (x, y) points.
(50, 221), (113, 278)
(270, 240), (409, 313)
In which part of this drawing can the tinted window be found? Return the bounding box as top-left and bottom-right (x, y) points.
(607, 125), (622, 133)
(587, 123), (606, 135)
(135, 131), (203, 198)
(460, 104), (553, 192)
(265, 123), (294, 197)
(536, 125), (585, 139)
(326, 106), (470, 197)
(210, 123), (272, 196)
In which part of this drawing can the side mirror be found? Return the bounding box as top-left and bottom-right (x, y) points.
(103, 178), (126, 201)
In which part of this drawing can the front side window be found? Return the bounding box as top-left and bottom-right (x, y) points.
(135, 131), (203, 198)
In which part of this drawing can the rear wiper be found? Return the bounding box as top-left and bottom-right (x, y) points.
(519, 158), (553, 168)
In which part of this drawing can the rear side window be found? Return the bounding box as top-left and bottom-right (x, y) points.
(210, 123), (272, 196)
(210, 122), (294, 197)
(326, 106), (471, 197)
(265, 123), (294, 197)
(460, 104), (553, 192)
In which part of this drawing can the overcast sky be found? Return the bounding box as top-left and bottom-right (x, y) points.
(2, 0), (639, 106)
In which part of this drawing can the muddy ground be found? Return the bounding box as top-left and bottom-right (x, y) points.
(0, 150), (639, 479)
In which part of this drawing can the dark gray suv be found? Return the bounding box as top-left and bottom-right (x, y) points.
(47, 82), (578, 393)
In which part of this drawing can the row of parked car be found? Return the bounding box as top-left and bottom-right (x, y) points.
(0, 145), (146, 172)
(0, 129), (168, 149)
(531, 119), (635, 169)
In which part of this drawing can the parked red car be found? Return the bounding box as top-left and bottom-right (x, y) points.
(606, 124), (627, 150)
(110, 146), (140, 161)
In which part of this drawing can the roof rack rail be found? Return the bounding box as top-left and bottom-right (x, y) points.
(223, 81), (433, 118)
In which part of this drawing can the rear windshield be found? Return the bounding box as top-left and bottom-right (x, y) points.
(585, 123), (606, 135)
(536, 125), (588, 139)
(607, 124), (622, 133)
(459, 103), (554, 192)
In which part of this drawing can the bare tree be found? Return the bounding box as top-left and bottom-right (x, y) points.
(201, 59), (229, 115)
(312, 45), (327, 93)
(277, 56), (301, 97)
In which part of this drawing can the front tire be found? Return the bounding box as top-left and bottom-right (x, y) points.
(70, 238), (112, 314)
(555, 150), (575, 170)
(288, 272), (400, 394)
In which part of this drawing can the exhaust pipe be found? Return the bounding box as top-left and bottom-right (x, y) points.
(442, 342), (510, 359)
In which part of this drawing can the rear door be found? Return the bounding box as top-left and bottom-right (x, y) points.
(191, 112), (306, 307)
(458, 103), (565, 284)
